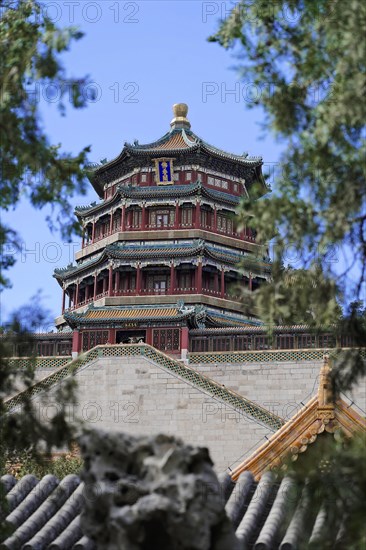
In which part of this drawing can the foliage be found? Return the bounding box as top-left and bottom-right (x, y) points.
(211, 3), (366, 546)
(210, 0), (366, 388)
(0, 0), (93, 288)
(4, 450), (82, 479)
(281, 432), (366, 549)
(0, 299), (79, 537)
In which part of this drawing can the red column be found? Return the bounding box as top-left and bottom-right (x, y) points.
(102, 276), (108, 294)
(146, 327), (153, 346)
(196, 261), (203, 293)
(109, 212), (113, 235)
(181, 326), (189, 361)
(82, 230), (85, 249)
(75, 282), (79, 307)
(136, 265), (141, 294)
(91, 222), (95, 243)
(62, 288), (66, 314)
(170, 263), (175, 294)
(220, 269), (225, 298)
(72, 330), (81, 358)
(213, 207), (217, 232)
(195, 202), (200, 229)
(141, 204), (146, 230)
(214, 271), (219, 293)
(68, 291), (71, 309)
(115, 270), (120, 294)
(121, 205), (126, 231)
(108, 265), (113, 296)
(175, 203), (179, 229)
(93, 274), (97, 300)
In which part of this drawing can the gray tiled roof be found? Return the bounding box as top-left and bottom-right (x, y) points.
(1, 469), (341, 549)
(0, 474), (94, 550)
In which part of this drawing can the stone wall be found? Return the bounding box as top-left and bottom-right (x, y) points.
(25, 351), (365, 474)
(34, 355), (271, 473)
(192, 359), (366, 420)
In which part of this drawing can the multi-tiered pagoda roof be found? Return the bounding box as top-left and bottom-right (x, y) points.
(54, 104), (270, 358)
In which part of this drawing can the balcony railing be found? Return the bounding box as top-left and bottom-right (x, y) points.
(82, 222), (255, 248)
(65, 285), (241, 312)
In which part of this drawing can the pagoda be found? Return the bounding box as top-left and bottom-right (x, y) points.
(54, 104), (271, 358)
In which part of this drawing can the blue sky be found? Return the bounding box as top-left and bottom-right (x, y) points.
(2, 1), (285, 329)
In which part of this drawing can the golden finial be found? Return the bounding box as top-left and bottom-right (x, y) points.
(318, 355), (334, 408)
(170, 103), (191, 130)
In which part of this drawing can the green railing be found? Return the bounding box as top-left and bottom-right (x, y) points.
(8, 357), (71, 370)
(188, 348), (366, 365)
(5, 344), (284, 431)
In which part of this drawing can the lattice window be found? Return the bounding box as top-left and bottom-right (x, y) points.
(318, 334), (336, 348)
(112, 214), (121, 231)
(234, 336), (252, 351)
(297, 334), (317, 348)
(213, 337), (231, 352)
(37, 343), (54, 356)
(57, 341), (72, 356)
(82, 330), (109, 351)
(218, 215), (233, 234)
(152, 328), (180, 351)
(132, 209), (141, 228)
(254, 336), (269, 350)
(181, 207), (192, 226)
(277, 335), (294, 349)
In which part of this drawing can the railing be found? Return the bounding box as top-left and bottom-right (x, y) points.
(66, 287), (241, 310)
(81, 222), (257, 248)
(140, 288), (168, 295)
(146, 224), (175, 230)
(112, 289), (137, 296)
(5, 344), (284, 431)
(95, 291), (109, 299)
(202, 287), (221, 297)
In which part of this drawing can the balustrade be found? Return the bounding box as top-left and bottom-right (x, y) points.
(64, 283), (242, 313)
(82, 216), (256, 248)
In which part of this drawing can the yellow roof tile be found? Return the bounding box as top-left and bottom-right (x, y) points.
(84, 308), (179, 320)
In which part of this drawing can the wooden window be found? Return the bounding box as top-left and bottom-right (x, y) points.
(234, 336), (252, 350)
(152, 328), (180, 351)
(147, 275), (169, 292)
(82, 330), (109, 352)
(254, 336), (269, 350)
(213, 337), (230, 352)
(190, 337), (208, 352)
(132, 209), (141, 228)
(57, 341), (72, 355)
(318, 334), (336, 348)
(277, 335), (294, 349)
(297, 334), (316, 348)
(150, 209), (174, 227)
(181, 207), (192, 226)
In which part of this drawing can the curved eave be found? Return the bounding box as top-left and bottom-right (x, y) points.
(90, 128), (264, 187)
(54, 242), (271, 282)
(75, 191), (121, 218)
(206, 312), (261, 328)
(118, 182), (241, 207)
(63, 311), (191, 329)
